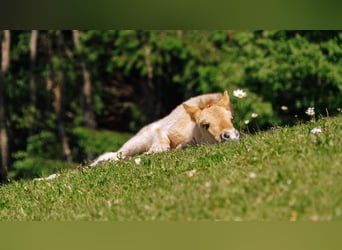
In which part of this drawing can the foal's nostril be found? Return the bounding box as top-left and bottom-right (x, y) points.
(221, 132), (230, 141)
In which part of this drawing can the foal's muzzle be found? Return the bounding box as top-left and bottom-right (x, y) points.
(221, 129), (240, 141)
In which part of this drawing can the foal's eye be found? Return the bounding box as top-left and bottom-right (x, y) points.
(202, 123), (210, 130)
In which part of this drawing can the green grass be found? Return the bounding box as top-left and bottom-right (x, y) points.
(1, 116), (341, 221)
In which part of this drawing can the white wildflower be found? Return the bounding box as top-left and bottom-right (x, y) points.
(134, 157), (141, 165)
(233, 89), (247, 98)
(249, 172), (257, 179)
(251, 113), (258, 118)
(305, 107), (315, 116)
(244, 120), (250, 125)
(186, 169), (197, 177)
(310, 127), (322, 134)
(281, 105), (288, 111)
(204, 181), (211, 188)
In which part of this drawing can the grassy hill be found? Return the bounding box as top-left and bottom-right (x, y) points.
(0, 116), (341, 221)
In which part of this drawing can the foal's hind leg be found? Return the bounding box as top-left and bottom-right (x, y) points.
(89, 122), (171, 166)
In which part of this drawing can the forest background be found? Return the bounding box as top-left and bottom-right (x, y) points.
(0, 30), (341, 182)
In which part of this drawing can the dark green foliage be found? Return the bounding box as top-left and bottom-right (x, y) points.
(9, 128), (132, 179)
(1, 30), (341, 179)
(72, 127), (132, 162)
(10, 153), (74, 180)
(218, 31), (342, 127)
(10, 130), (69, 179)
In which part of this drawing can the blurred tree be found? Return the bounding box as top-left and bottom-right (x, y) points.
(29, 30), (38, 136)
(72, 30), (96, 129)
(0, 30), (10, 182)
(29, 30), (38, 105)
(44, 31), (72, 162)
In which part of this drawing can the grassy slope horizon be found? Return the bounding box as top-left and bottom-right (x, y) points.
(0, 115), (341, 221)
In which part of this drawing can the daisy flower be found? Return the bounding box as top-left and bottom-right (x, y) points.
(310, 127), (322, 134)
(305, 107), (315, 116)
(251, 113), (258, 118)
(244, 120), (250, 125)
(249, 172), (257, 179)
(186, 169), (197, 177)
(233, 89), (247, 98)
(281, 105), (288, 111)
(134, 158), (142, 165)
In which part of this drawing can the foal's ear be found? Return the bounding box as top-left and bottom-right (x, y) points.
(183, 103), (201, 120)
(217, 91), (230, 108)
